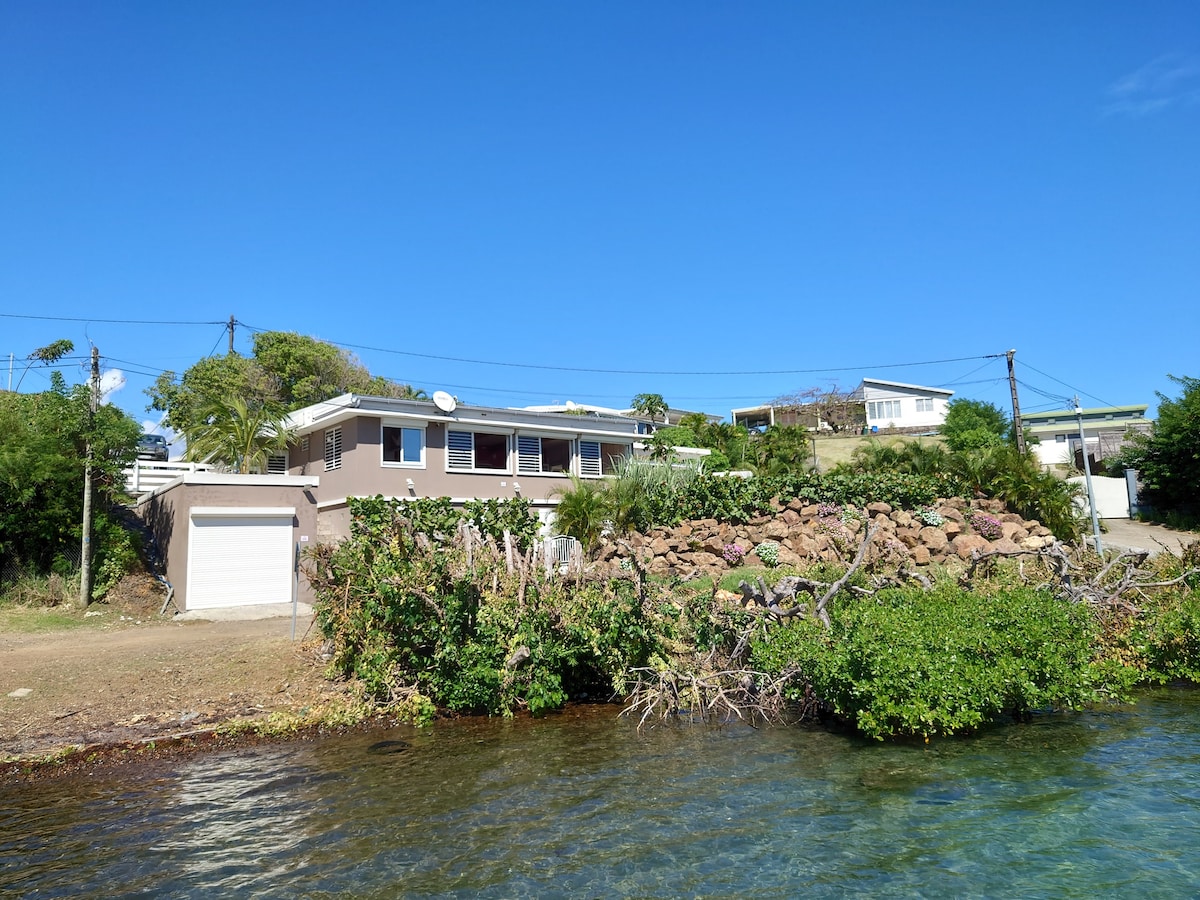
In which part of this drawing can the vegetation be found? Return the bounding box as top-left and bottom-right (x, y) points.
(183, 397), (295, 473)
(629, 392), (669, 424)
(939, 398), (1012, 451)
(0, 370), (141, 601)
(147, 330), (425, 434)
(834, 437), (1082, 541)
(771, 385), (866, 434)
(308, 495), (1200, 740)
(1117, 374), (1200, 528)
(751, 582), (1114, 739)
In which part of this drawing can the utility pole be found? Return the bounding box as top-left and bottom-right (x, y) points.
(228, 315), (236, 355)
(1006, 349), (1027, 455)
(1075, 396), (1104, 555)
(78, 346), (100, 609)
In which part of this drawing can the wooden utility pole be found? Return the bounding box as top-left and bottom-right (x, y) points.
(78, 346), (99, 608)
(228, 315), (236, 355)
(1006, 349), (1027, 455)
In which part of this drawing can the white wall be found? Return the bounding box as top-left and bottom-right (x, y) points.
(1068, 474), (1130, 519)
(862, 384), (950, 430)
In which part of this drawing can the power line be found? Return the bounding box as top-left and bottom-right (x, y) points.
(1019, 359), (1115, 408)
(0, 313), (227, 326)
(238, 320), (1002, 377)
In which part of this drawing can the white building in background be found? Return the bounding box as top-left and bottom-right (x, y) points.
(851, 379), (954, 433)
(1023, 405), (1151, 469)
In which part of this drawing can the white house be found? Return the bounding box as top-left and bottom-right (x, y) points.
(851, 379), (953, 433)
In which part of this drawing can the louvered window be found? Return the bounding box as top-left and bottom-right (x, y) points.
(446, 430), (508, 471)
(267, 454), (288, 475)
(518, 436), (542, 474)
(324, 427), (342, 471)
(579, 441), (629, 477)
(579, 441), (601, 477)
(518, 436), (571, 474)
(447, 430), (474, 469)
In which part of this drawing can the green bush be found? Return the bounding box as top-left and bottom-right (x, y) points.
(751, 583), (1120, 739)
(308, 499), (661, 716)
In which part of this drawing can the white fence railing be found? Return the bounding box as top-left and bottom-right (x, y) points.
(123, 460), (216, 496)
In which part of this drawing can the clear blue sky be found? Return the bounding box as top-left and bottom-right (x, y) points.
(3, 2), (1197, 431)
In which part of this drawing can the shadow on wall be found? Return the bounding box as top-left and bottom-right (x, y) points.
(136, 496), (176, 578)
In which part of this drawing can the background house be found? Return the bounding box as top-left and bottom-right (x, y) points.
(733, 378), (952, 434)
(851, 379), (953, 433)
(1025, 405), (1151, 470)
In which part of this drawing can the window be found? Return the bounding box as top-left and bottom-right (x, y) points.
(382, 423), (424, 467)
(868, 400), (902, 421)
(324, 427), (342, 471)
(579, 441), (630, 477)
(447, 430), (509, 471)
(267, 454), (288, 475)
(518, 435), (572, 474)
(915, 398), (934, 413)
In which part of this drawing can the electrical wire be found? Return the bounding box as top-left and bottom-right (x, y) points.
(236, 319), (1002, 377)
(0, 313), (227, 326)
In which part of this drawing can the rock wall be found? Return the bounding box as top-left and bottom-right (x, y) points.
(596, 498), (1055, 577)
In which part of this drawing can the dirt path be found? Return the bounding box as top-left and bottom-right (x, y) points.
(0, 615), (345, 761)
(1100, 519), (1198, 557)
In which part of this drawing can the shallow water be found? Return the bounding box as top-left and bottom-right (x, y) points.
(3, 690), (1199, 898)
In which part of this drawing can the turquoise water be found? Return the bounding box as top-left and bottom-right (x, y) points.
(3, 689), (1199, 898)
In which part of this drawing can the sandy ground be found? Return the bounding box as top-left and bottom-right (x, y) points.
(0, 610), (345, 763)
(1100, 518), (1198, 557)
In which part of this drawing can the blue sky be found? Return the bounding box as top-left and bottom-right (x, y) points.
(3, 2), (1197, 432)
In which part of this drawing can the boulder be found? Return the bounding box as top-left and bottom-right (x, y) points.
(911, 544), (931, 565)
(764, 519), (790, 540)
(952, 534), (990, 559)
(891, 510), (914, 528)
(919, 527), (949, 551)
(1000, 521), (1029, 542)
(944, 520), (963, 537)
(867, 501), (893, 517)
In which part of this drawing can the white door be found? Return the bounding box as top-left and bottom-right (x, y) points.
(187, 508), (294, 609)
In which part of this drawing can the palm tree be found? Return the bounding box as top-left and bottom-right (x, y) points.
(184, 397), (295, 474)
(550, 477), (611, 556)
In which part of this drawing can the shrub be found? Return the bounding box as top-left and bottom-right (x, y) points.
(722, 543), (746, 565)
(753, 541), (780, 567)
(751, 583), (1118, 739)
(969, 512), (1003, 540)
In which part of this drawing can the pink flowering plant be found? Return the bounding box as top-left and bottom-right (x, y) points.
(970, 512), (1003, 540)
(723, 543), (746, 565)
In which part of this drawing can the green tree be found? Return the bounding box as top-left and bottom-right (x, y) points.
(1121, 375), (1200, 520)
(184, 397), (296, 474)
(0, 372), (139, 588)
(940, 398), (1012, 452)
(630, 393), (669, 424)
(148, 331), (424, 434)
(549, 477), (611, 556)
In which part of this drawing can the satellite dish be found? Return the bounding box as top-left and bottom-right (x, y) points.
(432, 391), (457, 413)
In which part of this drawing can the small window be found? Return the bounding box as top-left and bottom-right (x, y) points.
(915, 398), (933, 413)
(447, 430), (509, 472)
(868, 400), (901, 420)
(324, 427), (342, 472)
(301, 436), (310, 452)
(267, 454), (288, 475)
(579, 440), (630, 477)
(518, 435), (572, 474)
(382, 424), (424, 467)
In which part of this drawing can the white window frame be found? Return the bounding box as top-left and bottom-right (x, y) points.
(446, 429), (512, 474)
(914, 398), (934, 413)
(266, 453), (288, 475)
(868, 400), (902, 421)
(578, 440), (632, 478)
(517, 433), (573, 476)
(381, 421), (426, 469)
(324, 427), (342, 472)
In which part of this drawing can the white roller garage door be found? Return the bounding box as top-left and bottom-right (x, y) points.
(187, 507), (295, 609)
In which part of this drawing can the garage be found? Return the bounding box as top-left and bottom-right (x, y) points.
(186, 507), (296, 609)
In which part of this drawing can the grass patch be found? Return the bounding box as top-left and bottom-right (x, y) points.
(0, 603), (109, 634)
